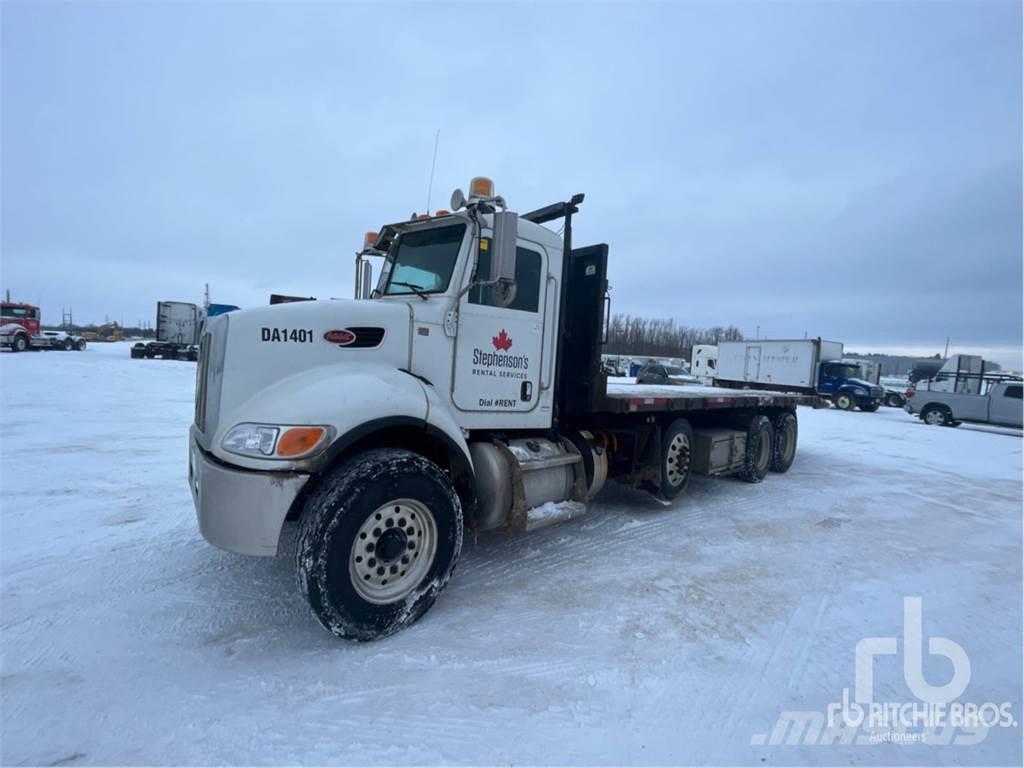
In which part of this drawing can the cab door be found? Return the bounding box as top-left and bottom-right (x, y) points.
(452, 240), (546, 413)
(989, 383), (1023, 427)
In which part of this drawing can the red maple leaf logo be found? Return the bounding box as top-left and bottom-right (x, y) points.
(492, 329), (513, 351)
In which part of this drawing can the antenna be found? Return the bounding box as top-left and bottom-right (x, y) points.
(425, 129), (440, 213)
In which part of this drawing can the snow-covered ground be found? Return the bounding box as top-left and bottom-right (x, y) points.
(2, 343), (1021, 766)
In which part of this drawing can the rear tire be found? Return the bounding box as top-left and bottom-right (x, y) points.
(921, 405), (951, 426)
(76, 339), (86, 350)
(885, 393), (904, 408)
(770, 411), (798, 473)
(658, 418), (694, 500)
(297, 449), (463, 641)
(834, 392), (855, 411)
(738, 415), (774, 483)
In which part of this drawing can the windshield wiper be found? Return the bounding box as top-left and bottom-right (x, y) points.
(389, 281), (429, 300)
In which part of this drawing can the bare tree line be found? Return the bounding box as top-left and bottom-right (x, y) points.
(605, 314), (743, 360)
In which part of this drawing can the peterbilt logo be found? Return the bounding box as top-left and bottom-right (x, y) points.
(323, 329), (356, 346)
(492, 329), (513, 351)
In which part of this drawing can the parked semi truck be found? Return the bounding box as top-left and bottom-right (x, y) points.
(714, 339), (883, 411)
(189, 178), (816, 641)
(132, 301), (202, 360)
(0, 301), (86, 351)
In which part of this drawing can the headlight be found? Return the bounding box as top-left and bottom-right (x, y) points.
(221, 424), (332, 459)
(222, 424), (279, 457)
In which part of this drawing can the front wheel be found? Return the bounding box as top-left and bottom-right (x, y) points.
(63, 338), (73, 351)
(834, 392), (855, 411)
(885, 393), (904, 408)
(297, 448), (463, 641)
(12, 334), (28, 353)
(859, 402), (880, 413)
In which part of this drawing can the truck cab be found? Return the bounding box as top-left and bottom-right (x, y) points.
(817, 360), (883, 411)
(1, 302), (86, 352)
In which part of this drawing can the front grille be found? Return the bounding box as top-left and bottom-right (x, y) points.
(195, 332), (210, 431)
(346, 326), (386, 348)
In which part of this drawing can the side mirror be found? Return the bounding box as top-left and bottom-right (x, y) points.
(489, 210), (518, 307)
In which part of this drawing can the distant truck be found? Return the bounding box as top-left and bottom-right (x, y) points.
(692, 344), (718, 382)
(714, 339), (884, 411)
(131, 301), (201, 360)
(904, 354), (1022, 427)
(906, 378), (1022, 428)
(0, 301), (86, 352)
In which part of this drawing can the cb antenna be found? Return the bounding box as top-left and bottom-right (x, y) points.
(425, 129), (440, 213)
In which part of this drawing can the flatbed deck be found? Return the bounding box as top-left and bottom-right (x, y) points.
(600, 382), (820, 414)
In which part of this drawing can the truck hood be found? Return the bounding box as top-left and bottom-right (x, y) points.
(196, 298), (413, 446)
(846, 378), (878, 390)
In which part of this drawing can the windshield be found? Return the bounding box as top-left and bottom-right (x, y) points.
(825, 363), (862, 380)
(666, 366), (687, 376)
(382, 224), (465, 297)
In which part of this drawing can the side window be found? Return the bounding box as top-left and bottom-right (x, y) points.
(1004, 385), (1022, 399)
(469, 245), (543, 313)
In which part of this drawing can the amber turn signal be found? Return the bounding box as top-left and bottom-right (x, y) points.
(276, 427), (328, 458)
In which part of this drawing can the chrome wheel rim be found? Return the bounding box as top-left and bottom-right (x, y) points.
(665, 432), (691, 486)
(350, 498), (437, 605)
(925, 410), (945, 425)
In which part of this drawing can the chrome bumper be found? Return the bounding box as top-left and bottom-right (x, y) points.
(189, 435), (308, 556)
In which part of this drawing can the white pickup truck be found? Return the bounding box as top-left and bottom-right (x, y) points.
(905, 378), (1022, 428)
(189, 178), (817, 641)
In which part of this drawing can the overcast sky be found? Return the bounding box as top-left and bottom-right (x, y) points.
(3, 2), (1021, 365)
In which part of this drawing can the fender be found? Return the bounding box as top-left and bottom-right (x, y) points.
(209, 363), (434, 471)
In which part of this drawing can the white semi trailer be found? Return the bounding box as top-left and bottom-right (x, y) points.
(131, 301), (200, 360)
(188, 178), (815, 641)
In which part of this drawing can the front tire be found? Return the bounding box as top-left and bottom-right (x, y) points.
(859, 402), (880, 412)
(738, 415), (774, 483)
(12, 334), (28, 353)
(297, 448), (463, 641)
(834, 392), (855, 411)
(658, 418), (694, 500)
(885, 393), (904, 408)
(76, 339), (86, 351)
(63, 338), (73, 351)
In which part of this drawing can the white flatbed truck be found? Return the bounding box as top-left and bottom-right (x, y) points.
(189, 178), (817, 640)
